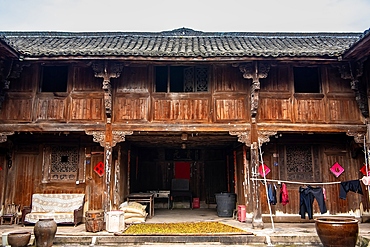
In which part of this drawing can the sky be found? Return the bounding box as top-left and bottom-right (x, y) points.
(0, 0), (370, 33)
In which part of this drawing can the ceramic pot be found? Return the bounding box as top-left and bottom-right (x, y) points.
(7, 231), (31, 247)
(315, 217), (358, 247)
(34, 218), (57, 247)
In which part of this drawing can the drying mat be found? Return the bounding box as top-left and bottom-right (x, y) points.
(115, 221), (252, 235)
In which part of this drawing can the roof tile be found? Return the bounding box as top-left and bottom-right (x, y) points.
(0, 29), (362, 58)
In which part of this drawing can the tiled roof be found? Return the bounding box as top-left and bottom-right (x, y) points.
(0, 28), (362, 59)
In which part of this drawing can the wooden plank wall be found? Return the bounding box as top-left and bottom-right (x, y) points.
(258, 136), (367, 218)
(259, 65), (362, 124)
(0, 63), (363, 125)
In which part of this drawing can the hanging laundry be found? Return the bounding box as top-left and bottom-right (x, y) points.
(299, 186), (327, 220)
(268, 183), (277, 205)
(361, 176), (370, 186)
(323, 187), (326, 201)
(339, 180), (363, 199)
(280, 183), (289, 206)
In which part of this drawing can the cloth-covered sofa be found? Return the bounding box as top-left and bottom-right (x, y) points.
(22, 193), (85, 226)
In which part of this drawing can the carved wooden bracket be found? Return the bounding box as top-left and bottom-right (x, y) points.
(86, 130), (133, 148)
(229, 131), (251, 147)
(85, 130), (105, 147)
(238, 62), (270, 120)
(347, 130), (366, 144)
(112, 130), (133, 147)
(92, 62), (123, 123)
(337, 62), (368, 118)
(257, 131), (277, 146)
(0, 132), (14, 143)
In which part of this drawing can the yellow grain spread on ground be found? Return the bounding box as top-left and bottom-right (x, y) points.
(123, 222), (245, 234)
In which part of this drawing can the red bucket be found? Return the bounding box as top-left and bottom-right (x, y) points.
(192, 198), (200, 208)
(237, 205), (246, 222)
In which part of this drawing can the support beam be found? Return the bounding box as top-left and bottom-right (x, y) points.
(91, 62), (124, 212)
(237, 62), (270, 228)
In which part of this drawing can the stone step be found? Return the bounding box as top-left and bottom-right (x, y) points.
(52, 234), (324, 246)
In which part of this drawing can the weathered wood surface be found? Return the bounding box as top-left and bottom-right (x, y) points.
(0, 59), (368, 221)
(0, 63), (364, 129)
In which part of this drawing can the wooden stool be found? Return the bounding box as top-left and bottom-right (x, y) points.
(1, 204), (20, 225)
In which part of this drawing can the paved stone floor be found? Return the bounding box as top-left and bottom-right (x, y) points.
(1, 209), (370, 246)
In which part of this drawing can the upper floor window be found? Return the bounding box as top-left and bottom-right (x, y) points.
(40, 65), (68, 92)
(155, 66), (209, 92)
(294, 67), (321, 93)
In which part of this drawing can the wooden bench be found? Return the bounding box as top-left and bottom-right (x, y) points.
(22, 194), (85, 226)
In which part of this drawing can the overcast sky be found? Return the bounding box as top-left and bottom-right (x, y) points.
(0, 0), (369, 33)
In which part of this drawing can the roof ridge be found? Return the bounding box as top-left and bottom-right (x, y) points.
(0, 28), (363, 38)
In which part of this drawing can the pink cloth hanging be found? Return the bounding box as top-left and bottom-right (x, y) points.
(280, 183), (289, 206)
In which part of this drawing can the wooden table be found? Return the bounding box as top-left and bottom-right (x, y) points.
(127, 193), (155, 218)
(153, 191), (170, 209)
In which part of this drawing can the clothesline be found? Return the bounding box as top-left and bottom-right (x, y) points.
(250, 178), (342, 185)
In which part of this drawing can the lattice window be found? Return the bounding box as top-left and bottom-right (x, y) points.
(195, 67), (208, 92)
(155, 66), (209, 92)
(42, 145), (83, 183)
(49, 146), (78, 181)
(285, 145), (314, 181)
(184, 67), (194, 92)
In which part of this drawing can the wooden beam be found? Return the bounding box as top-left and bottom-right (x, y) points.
(0, 123), (365, 134)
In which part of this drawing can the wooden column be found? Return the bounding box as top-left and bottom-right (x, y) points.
(90, 62), (128, 212)
(237, 61), (270, 228)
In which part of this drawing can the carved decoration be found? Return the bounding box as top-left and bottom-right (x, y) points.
(347, 130), (366, 144)
(86, 130), (133, 148)
(238, 62), (270, 119)
(337, 62), (368, 118)
(50, 145), (78, 181)
(112, 131), (133, 147)
(286, 144), (315, 181)
(229, 131), (251, 146)
(0, 132), (14, 143)
(85, 130), (105, 147)
(160, 27), (204, 36)
(92, 62), (123, 123)
(257, 131), (277, 146)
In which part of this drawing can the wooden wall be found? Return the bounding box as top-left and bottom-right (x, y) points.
(259, 65), (363, 124)
(1, 62), (362, 126)
(258, 134), (368, 220)
(1, 134), (108, 211)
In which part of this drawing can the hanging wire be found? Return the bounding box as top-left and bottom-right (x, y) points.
(258, 139), (275, 230)
(250, 178), (341, 185)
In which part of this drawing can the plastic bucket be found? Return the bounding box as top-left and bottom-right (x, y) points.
(238, 205), (246, 222)
(193, 198), (200, 208)
(105, 211), (125, 233)
(215, 193), (236, 217)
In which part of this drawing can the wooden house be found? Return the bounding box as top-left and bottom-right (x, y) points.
(0, 27), (370, 227)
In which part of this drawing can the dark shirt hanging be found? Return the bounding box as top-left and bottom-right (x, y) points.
(268, 183), (277, 205)
(299, 186), (327, 220)
(339, 180), (363, 199)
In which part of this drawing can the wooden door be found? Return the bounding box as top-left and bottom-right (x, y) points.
(86, 152), (104, 210)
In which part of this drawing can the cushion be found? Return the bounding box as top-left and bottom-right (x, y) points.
(25, 212), (74, 224)
(31, 194), (84, 213)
